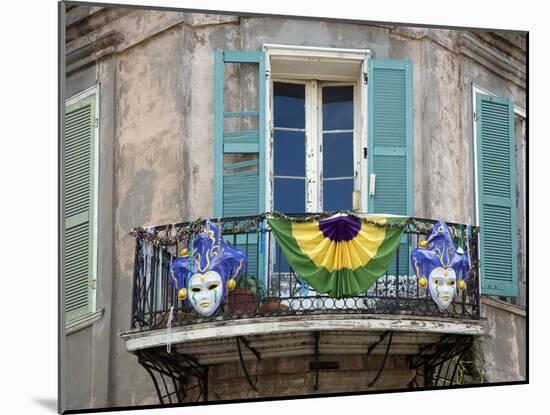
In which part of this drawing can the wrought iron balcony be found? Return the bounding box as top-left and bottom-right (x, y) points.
(130, 214), (480, 330)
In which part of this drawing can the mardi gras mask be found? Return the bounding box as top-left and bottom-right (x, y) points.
(170, 221), (247, 316)
(410, 221), (471, 310)
(188, 270), (224, 315)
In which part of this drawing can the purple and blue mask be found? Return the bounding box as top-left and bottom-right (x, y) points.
(170, 221), (247, 316)
(410, 221), (471, 310)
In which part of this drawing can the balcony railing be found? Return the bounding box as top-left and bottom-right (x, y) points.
(130, 214), (480, 330)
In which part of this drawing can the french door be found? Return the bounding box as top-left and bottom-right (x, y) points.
(270, 80), (357, 276)
(271, 80), (357, 214)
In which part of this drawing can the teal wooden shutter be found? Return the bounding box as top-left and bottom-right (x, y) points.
(367, 59), (413, 274)
(476, 93), (517, 297)
(214, 50), (265, 283)
(64, 94), (96, 322)
(214, 50), (265, 217)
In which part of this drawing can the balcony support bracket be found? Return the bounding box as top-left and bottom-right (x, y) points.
(236, 336), (261, 392)
(367, 331), (394, 387)
(408, 334), (473, 387)
(313, 331), (320, 391)
(366, 330), (391, 355)
(137, 349), (209, 404)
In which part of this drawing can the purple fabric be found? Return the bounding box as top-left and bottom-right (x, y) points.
(319, 215), (361, 242)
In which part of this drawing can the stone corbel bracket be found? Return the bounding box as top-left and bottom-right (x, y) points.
(66, 30), (123, 75)
(459, 33), (526, 89)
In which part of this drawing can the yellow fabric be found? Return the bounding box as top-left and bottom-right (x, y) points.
(291, 217), (388, 272)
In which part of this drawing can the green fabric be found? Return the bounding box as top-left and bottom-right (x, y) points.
(267, 216), (408, 298)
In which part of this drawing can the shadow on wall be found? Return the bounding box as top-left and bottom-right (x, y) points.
(34, 398), (57, 413)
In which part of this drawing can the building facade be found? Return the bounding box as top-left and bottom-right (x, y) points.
(61, 3), (527, 411)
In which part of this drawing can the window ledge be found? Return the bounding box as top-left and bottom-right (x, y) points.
(481, 296), (526, 317)
(65, 309), (104, 335)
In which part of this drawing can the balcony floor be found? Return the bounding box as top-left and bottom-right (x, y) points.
(122, 313), (486, 365)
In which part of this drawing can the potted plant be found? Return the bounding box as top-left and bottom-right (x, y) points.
(258, 297), (289, 313)
(229, 275), (258, 314)
(258, 276), (289, 313)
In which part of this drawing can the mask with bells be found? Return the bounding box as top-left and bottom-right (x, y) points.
(170, 221), (247, 316)
(410, 221), (471, 310)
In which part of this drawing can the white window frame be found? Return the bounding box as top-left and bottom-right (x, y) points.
(263, 44), (371, 214)
(65, 84), (101, 332)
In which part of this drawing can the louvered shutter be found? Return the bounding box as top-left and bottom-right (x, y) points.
(214, 50), (265, 282)
(214, 50), (266, 217)
(476, 94), (517, 297)
(64, 94), (96, 322)
(367, 59), (413, 275)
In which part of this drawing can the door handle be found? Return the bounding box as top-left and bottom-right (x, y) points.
(369, 174), (376, 196)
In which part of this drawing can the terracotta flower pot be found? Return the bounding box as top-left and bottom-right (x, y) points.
(230, 288), (257, 314)
(259, 299), (289, 313)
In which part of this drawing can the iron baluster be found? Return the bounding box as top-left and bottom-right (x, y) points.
(130, 215), (481, 326)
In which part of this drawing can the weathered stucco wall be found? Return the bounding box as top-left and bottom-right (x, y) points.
(459, 39), (526, 223)
(65, 325), (94, 409)
(112, 23), (189, 407)
(64, 6), (526, 409)
(64, 54), (116, 410)
(476, 298), (526, 382)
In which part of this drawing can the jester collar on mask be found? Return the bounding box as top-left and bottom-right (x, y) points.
(410, 221), (471, 310)
(170, 221), (247, 316)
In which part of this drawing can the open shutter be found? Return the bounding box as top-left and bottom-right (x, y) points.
(214, 50), (266, 283)
(476, 94), (517, 297)
(64, 94), (96, 322)
(367, 59), (413, 275)
(214, 50), (265, 217)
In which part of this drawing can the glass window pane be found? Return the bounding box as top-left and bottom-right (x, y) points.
(274, 82), (305, 129)
(274, 246), (292, 274)
(274, 178), (305, 213)
(323, 132), (353, 178)
(323, 179), (354, 212)
(274, 130), (306, 177)
(322, 86), (353, 131)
